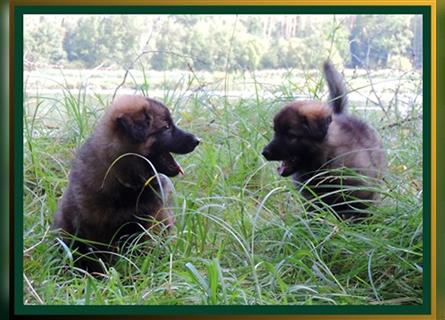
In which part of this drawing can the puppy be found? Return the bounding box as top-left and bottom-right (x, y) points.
(262, 62), (385, 219)
(53, 95), (200, 272)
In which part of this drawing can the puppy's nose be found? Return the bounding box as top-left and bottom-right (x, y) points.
(193, 137), (201, 147)
(262, 147), (270, 159)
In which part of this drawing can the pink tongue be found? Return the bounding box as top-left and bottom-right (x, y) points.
(277, 163), (286, 175)
(175, 160), (185, 176)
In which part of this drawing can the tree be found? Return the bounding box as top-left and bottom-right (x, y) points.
(150, 17), (189, 70)
(24, 16), (66, 65)
(231, 34), (267, 70)
(410, 15), (422, 69)
(63, 16), (140, 68)
(348, 15), (413, 68)
(24, 14), (420, 71)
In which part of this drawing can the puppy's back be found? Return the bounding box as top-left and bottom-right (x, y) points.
(323, 62), (385, 178)
(327, 114), (385, 180)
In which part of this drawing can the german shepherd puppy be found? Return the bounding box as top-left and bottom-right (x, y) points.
(262, 62), (385, 219)
(53, 95), (200, 272)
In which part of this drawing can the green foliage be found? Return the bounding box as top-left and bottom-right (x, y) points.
(410, 15), (423, 69)
(388, 55), (413, 71)
(349, 15), (413, 68)
(240, 16), (264, 35)
(151, 18), (189, 70)
(25, 14), (420, 71)
(190, 22), (230, 71)
(24, 17), (66, 65)
(230, 33), (267, 70)
(322, 16), (350, 65)
(260, 37), (343, 70)
(63, 16), (140, 68)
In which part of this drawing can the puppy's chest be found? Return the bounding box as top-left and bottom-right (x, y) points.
(111, 184), (162, 210)
(91, 192), (163, 236)
(290, 155), (337, 186)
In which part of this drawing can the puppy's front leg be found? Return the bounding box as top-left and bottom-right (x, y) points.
(154, 174), (175, 229)
(138, 174), (175, 232)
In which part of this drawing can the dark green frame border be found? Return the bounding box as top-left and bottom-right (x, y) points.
(436, 2), (445, 319)
(12, 5), (432, 316)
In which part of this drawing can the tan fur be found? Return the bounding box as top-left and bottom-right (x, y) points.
(289, 101), (332, 120)
(326, 116), (385, 180)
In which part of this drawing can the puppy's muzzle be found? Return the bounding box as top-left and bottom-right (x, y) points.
(262, 143), (282, 161)
(169, 128), (201, 154)
(262, 146), (272, 160)
(192, 136), (201, 147)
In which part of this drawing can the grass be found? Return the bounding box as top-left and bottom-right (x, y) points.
(23, 66), (423, 306)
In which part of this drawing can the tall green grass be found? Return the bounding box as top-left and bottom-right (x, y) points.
(23, 67), (423, 305)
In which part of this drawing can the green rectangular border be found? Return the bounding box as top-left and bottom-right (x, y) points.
(436, 1), (445, 319)
(13, 5), (432, 316)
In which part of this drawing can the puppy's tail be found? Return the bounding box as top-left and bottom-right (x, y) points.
(323, 61), (348, 114)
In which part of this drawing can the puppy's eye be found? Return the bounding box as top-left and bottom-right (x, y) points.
(164, 124), (170, 130)
(288, 133), (300, 140)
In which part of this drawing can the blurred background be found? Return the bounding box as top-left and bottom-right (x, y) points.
(24, 14), (422, 71)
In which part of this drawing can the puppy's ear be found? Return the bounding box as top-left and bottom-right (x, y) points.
(116, 112), (151, 143)
(301, 115), (332, 141)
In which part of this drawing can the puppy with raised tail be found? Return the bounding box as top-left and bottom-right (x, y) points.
(262, 62), (385, 219)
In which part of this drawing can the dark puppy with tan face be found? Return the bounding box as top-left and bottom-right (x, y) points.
(53, 95), (200, 272)
(262, 62), (385, 219)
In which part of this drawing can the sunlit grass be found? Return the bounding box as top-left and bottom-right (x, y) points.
(23, 67), (423, 305)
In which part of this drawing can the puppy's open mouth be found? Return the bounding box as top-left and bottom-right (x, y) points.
(277, 158), (298, 177)
(156, 152), (184, 177)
